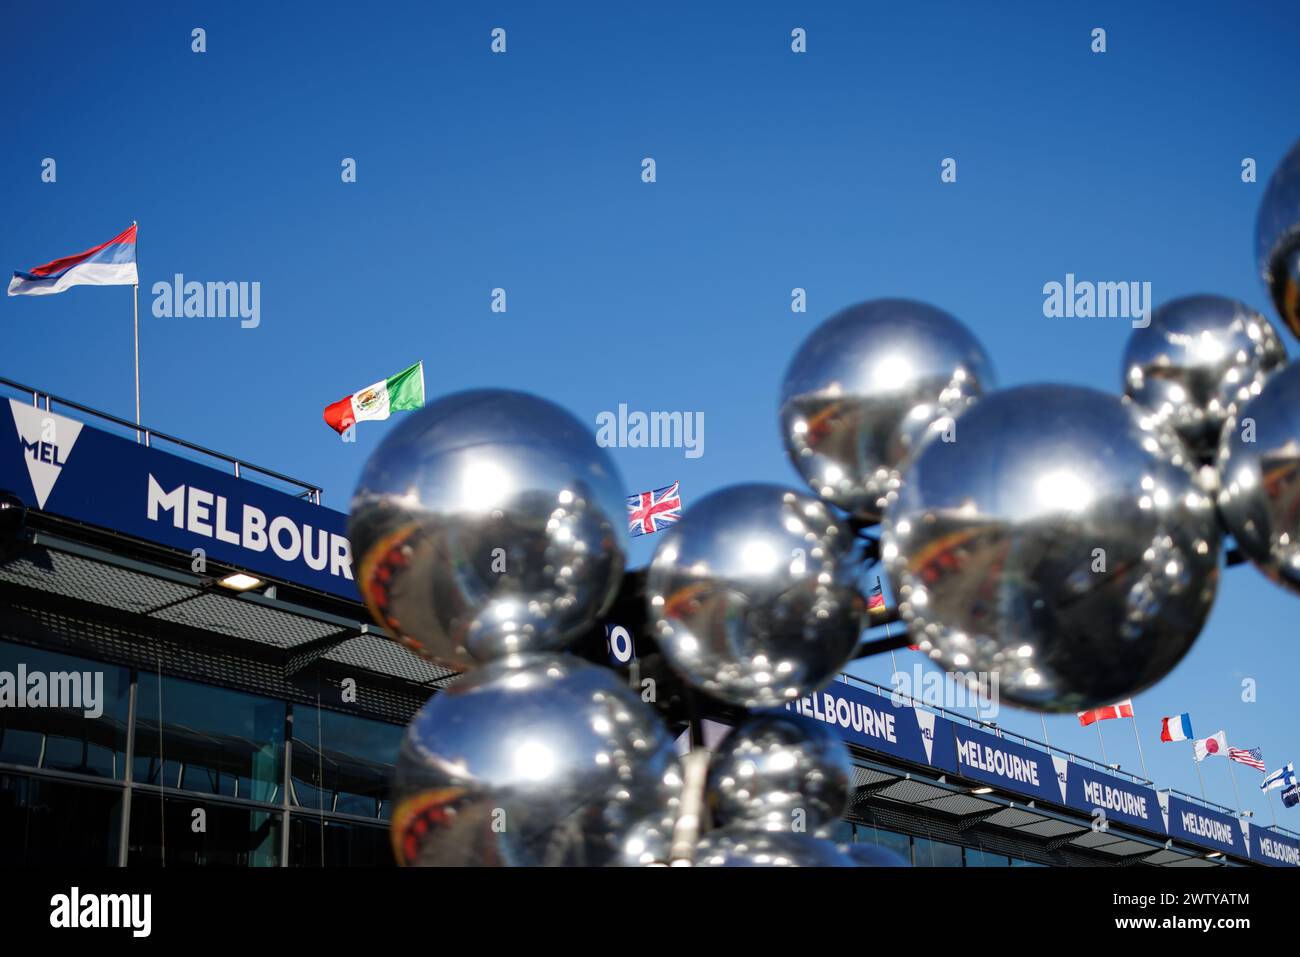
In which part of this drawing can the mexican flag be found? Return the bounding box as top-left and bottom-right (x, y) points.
(323, 361), (425, 434)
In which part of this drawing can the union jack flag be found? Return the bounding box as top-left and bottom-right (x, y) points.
(1229, 746), (1266, 771)
(627, 481), (681, 537)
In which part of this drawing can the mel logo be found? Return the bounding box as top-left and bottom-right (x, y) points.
(10, 401), (83, 509)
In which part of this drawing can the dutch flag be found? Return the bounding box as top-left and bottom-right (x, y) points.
(8, 223), (138, 296)
(1160, 713), (1193, 742)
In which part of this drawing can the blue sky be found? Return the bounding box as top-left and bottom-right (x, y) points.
(3, 1), (1297, 824)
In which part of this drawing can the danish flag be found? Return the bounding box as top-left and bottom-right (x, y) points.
(627, 481), (681, 537)
(1077, 700), (1134, 727)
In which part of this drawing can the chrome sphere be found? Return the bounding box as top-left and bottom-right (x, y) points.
(646, 483), (868, 708)
(349, 389), (627, 670)
(1257, 138), (1300, 338)
(779, 299), (997, 522)
(618, 811), (678, 867)
(882, 384), (1220, 711)
(840, 843), (910, 867)
(706, 713), (850, 835)
(694, 827), (853, 867)
(1217, 361), (1300, 594)
(1122, 295), (1286, 459)
(391, 653), (680, 867)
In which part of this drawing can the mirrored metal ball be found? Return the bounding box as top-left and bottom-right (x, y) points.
(391, 653), (681, 867)
(646, 483), (868, 708)
(780, 299), (997, 522)
(883, 385), (1220, 711)
(1257, 138), (1300, 338)
(694, 827), (853, 867)
(1217, 361), (1300, 595)
(1123, 295), (1286, 459)
(349, 389), (627, 670)
(706, 713), (850, 835)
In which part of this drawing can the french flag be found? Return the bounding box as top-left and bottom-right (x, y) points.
(8, 223), (138, 296)
(1160, 713), (1194, 742)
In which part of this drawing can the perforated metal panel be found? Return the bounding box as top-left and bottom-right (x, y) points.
(1097, 838), (1159, 856)
(875, 779), (952, 804)
(0, 548), (196, 613)
(1142, 848), (1194, 865)
(984, 807), (1047, 828)
(918, 793), (1001, 816)
(852, 766), (899, 788)
(153, 591), (342, 647)
(1016, 818), (1088, 838)
(1069, 829), (1125, 848)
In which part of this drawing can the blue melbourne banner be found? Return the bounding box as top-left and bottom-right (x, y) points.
(1163, 794), (1246, 858)
(950, 723), (1059, 804)
(1251, 827), (1300, 867)
(784, 680), (954, 770)
(0, 401), (359, 601)
(1059, 761), (1162, 832)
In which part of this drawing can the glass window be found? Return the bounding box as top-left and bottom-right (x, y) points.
(824, 819), (854, 844)
(864, 826), (912, 863)
(292, 706), (403, 820)
(913, 836), (963, 867)
(1011, 856), (1047, 867)
(288, 815), (395, 867)
(0, 773), (122, 866)
(0, 641), (131, 779)
(964, 847), (1010, 867)
(133, 673), (285, 801)
(128, 795), (280, 867)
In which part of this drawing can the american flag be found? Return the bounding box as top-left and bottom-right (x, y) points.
(627, 481), (681, 537)
(1229, 746), (1266, 771)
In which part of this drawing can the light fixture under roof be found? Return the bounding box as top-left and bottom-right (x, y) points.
(218, 573), (263, 592)
(971, 786), (994, 795)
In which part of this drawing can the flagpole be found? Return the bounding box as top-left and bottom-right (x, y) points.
(1039, 713), (1051, 750)
(1226, 756), (1244, 815)
(1193, 747), (1207, 800)
(1130, 714), (1149, 780)
(876, 576), (901, 683)
(1095, 722), (1110, 767)
(1268, 788), (1278, 828)
(132, 220), (140, 437)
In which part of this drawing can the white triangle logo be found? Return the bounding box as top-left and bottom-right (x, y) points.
(1239, 818), (1251, 855)
(914, 709), (936, 763)
(1052, 755), (1070, 803)
(9, 400), (83, 509)
(1157, 790), (1170, 834)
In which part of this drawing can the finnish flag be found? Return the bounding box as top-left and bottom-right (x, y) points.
(1262, 763), (1296, 793)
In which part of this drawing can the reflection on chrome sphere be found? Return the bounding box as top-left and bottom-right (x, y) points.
(646, 483), (868, 709)
(348, 389), (627, 671)
(1123, 295), (1285, 459)
(1257, 138), (1300, 338)
(840, 843), (910, 867)
(694, 827), (853, 867)
(618, 811), (678, 867)
(779, 299), (996, 522)
(1217, 361), (1300, 595)
(391, 653), (680, 867)
(706, 713), (850, 836)
(882, 385), (1219, 712)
